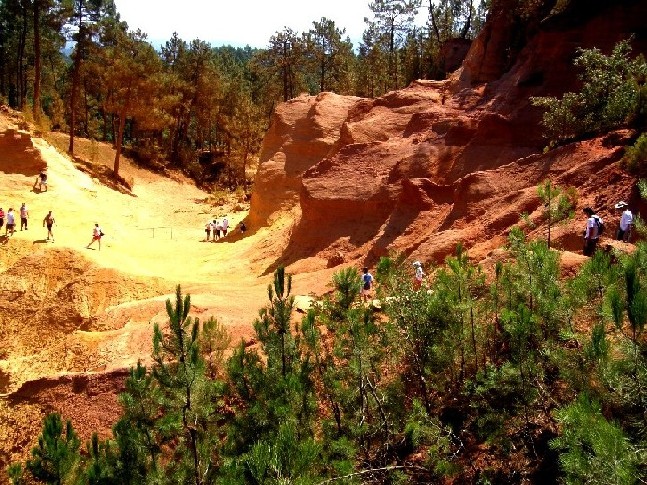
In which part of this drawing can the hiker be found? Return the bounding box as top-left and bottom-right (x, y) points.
(0, 207), (4, 231)
(204, 221), (212, 241)
(239, 221), (247, 234)
(412, 261), (425, 290)
(583, 207), (603, 256)
(5, 208), (15, 236)
(615, 201), (633, 243)
(222, 216), (229, 236)
(214, 219), (223, 241)
(86, 223), (103, 250)
(37, 170), (47, 192)
(19, 203), (28, 230)
(43, 211), (55, 242)
(361, 267), (374, 302)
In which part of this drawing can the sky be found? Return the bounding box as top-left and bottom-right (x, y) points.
(114, 0), (384, 50)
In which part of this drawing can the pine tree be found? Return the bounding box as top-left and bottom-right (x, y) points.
(151, 285), (224, 485)
(25, 413), (81, 484)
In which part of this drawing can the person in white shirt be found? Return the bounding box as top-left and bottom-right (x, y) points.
(5, 208), (15, 236)
(583, 207), (603, 256)
(413, 261), (425, 290)
(86, 223), (103, 250)
(222, 216), (229, 236)
(615, 201), (633, 243)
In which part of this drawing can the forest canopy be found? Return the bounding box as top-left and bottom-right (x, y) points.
(0, 0), (488, 184)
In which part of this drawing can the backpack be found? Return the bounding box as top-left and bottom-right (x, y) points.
(594, 216), (604, 236)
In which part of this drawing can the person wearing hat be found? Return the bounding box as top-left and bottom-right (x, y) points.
(583, 207), (603, 256)
(615, 201), (633, 242)
(412, 261), (425, 290)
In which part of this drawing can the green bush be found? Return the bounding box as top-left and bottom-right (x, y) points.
(531, 40), (647, 142)
(623, 132), (647, 173)
(551, 394), (639, 485)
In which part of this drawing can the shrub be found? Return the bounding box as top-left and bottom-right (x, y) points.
(531, 40), (647, 143)
(623, 132), (647, 173)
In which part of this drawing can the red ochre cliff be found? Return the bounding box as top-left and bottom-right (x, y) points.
(249, 0), (647, 273)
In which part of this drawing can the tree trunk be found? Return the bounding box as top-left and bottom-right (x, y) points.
(69, 17), (87, 153)
(114, 108), (127, 177)
(429, 0), (441, 43)
(33, 0), (42, 124)
(69, 49), (81, 153)
(17, 3), (27, 110)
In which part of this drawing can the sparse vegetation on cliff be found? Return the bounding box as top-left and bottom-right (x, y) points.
(532, 39), (647, 144)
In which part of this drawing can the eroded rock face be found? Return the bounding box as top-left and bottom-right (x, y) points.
(0, 129), (47, 176)
(249, 92), (360, 227)
(249, 0), (647, 271)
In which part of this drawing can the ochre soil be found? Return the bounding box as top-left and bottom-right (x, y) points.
(0, 109), (338, 471)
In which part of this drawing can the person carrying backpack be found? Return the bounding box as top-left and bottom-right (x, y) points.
(583, 207), (603, 256)
(361, 267), (374, 302)
(615, 201), (633, 243)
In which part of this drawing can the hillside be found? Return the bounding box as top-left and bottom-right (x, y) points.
(1, 0), (647, 481)
(0, 114), (340, 470)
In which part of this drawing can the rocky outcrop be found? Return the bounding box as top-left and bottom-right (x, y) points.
(0, 129), (47, 176)
(249, 0), (646, 271)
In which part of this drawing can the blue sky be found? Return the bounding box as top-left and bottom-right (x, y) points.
(114, 0), (430, 49)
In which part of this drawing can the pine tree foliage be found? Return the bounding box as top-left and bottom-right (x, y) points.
(532, 39), (647, 142)
(551, 394), (639, 485)
(26, 413), (81, 484)
(14, 237), (647, 483)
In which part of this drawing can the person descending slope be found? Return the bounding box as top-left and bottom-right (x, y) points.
(583, 207), (603, 256)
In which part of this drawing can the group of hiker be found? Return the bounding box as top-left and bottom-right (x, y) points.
(582, 201), (634, 256)
(0, 203), (57, 242)
(204, 217), (229, 241)
(361, 201), (636, 300)
(361, 260), (426, 302)
(203, 217), (247, 241)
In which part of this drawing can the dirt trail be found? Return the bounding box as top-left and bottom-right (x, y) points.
(0, 115), (328, 400)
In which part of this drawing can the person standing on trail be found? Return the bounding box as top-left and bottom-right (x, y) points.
(412, 261), (425, 290)
(239, 221), (247, 234)
(615, 201), (633, 243)
(0, 207), (4, 231)
(361, 267), (374, 302)
(583, 207), (603, 256)
(43, 211), (55, 242)
(222, 216), (229, 236)
(19, 203), (28, 230)
(204, 221), (212, 241)
(5, 208), (15, 236)
(214, 219), (223, 241)
(86, 223), (103, 250)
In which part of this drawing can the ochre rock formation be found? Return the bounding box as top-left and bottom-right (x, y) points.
(249, 0), (647, 272)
